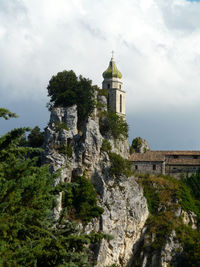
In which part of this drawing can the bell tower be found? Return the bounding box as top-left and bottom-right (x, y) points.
(102, 53), (125, 117)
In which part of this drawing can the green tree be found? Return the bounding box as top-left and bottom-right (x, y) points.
(99, 111), (129, 140)
(28, 126), (44, 147)
(47, 70), (95, 128)
(0, 108), (107, 266)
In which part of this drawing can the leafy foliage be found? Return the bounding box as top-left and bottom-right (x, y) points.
(0, 108), (106, 266)
(109, 152), (132, 177)
(28, 126), (44, 147)
(99, 111), (128, 140)
(62, 174), (104, 224)
(54, 121), (69, 132)
(101, 139), (112, 153)
(136, 173), (200, 266)
(0, 108), (18, 120)
(47, 70), (95, 129)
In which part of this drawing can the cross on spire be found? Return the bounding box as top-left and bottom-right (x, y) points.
(111, 50), (114, 59)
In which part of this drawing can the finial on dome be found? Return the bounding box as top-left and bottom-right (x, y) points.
(111, 50), (114, 60)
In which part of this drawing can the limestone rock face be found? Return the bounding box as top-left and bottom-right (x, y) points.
(42, 105), (149, 266)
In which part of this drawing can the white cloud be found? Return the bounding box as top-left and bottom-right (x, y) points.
(1, 0), (200, 148)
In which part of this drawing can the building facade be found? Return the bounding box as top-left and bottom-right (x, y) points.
(130, 151), (200, 178)
(102, 55), (126, 117)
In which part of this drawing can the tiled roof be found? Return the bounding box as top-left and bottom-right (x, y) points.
(166, 158), (200, 165)
(129, 151), (165, 162)
(129, 151), (200, 163)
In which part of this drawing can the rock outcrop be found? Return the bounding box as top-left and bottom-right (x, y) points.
(42, 104), (149, 266)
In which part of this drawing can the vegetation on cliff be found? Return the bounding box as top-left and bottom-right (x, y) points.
(0, 108), (107, 266)
(135, 173), (200, 267)
(99, 111), (129, 140)
(47, 70), (95, 128)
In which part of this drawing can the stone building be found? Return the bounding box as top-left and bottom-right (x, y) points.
(102, 54), (125, 117)
(129, 151), (200, 178)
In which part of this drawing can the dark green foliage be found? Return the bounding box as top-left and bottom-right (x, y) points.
(62, 174), (104, 224)
(99, 111), (128, 140)
(130, 137), (143, 154)
(141, 180), (160, 214)
(101, 139), (112, 153)
(54, 143), (73, 158)
(28, 126), (44, 147)
(54, 121), (69, 132)
(47, 70), (95, 129)
(0, 108), (18, 120)
(176, 224), (200, 267)
(184, 170), (200, 199)
(137, 173), (200, 266)
(96, 87), (108, 98)
(0, 108), (107, 266)
(109, 152), (132, 177)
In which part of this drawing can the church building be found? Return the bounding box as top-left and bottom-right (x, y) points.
(102, 55), (200, 178)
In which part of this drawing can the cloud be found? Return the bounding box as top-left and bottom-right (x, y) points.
(1, 0), (200, 149)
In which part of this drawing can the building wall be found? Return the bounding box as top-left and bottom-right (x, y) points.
(131, 161), (200, 178)
(132, 161), (164, 175)
(166, 165), (200, 178)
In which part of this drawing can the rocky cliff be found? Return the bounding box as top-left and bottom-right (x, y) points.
(42, 97), (200, 266)
(42, 100), (149, 266)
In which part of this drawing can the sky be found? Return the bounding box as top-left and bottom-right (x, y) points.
(1, 0), (200, 150)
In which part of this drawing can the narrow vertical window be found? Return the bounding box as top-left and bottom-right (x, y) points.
(120, 94), (122, 113)
(107, 84), (110, 89)
(153, 164), (156, 170)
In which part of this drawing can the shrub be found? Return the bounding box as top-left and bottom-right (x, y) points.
(28, 126), (44, 147)
(109, 152), (132, 177)
(62, 174), (104, 223)
(99, 111), (128, 140)
(101, 139), (112, 153)
(54, 144), (73, 158)
(54, 121), (69, 132)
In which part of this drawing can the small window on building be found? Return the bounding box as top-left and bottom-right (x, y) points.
(119, 84), (121, 89)
(107, 84), (110, 89)
(193, 155), (198, 159)
(135, 165), (138, 170)
(120, 94), (122, 113)
(153, 164), (156, 170)
(174, 155), (178, 159)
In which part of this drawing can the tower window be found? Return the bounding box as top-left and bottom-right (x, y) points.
(120, 94), (122, 113)
(107, 84), (110, 89)
(119, 84), (121, 89)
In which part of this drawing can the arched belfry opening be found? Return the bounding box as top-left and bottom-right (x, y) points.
(102, 54), (126, 117)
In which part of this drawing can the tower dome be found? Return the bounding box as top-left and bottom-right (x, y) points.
(102, 56), (122, 79)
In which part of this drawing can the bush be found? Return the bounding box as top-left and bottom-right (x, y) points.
(54, 144), (73, 158)
(54, 121), (69, 132)
(109, 152), (132, 177)
(99, 111), (128, 140)
(62, 174), (104, 223)
(101, 139), (112, 153)
(28, 126), (44, 147)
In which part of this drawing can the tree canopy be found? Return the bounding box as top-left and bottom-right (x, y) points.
(47, 70), (95, 128)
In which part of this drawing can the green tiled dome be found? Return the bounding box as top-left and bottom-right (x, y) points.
(103, 57), (122, 79)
